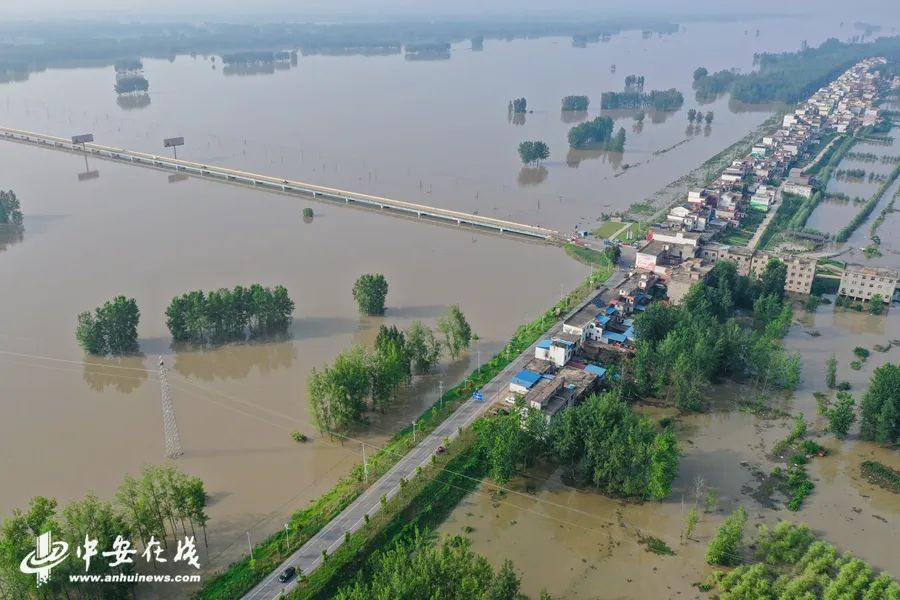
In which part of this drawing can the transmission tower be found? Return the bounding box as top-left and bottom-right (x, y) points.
(158, 356), (183, 458)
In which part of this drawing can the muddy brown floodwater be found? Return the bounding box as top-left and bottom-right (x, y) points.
(440, 301), (900, 599)
(0, 141), (587, 596)
(1, 13), (897, 598)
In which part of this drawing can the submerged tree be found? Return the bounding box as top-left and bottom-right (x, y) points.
(405, 320), (442, 374)
(517, 140), (550, 166)
(0, 190), (23, 227)
(825, 391), (856, 438)
(352, 273), (389, 316)
(438, 304), (473, 360)
(76, 296), (140, 356)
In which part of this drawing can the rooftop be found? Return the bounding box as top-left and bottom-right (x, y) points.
(511, 369), (542, 390)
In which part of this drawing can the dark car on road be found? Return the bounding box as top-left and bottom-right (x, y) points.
(278, 566), (296, 583)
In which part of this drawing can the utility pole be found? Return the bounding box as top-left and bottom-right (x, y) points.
(158, 357), (183, 458)
(362, 443), (369, 483)
(247, 532), (254, 560)
(412, 421), (417, 443)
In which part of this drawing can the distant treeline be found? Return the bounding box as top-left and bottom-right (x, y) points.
(0, 18), (679, 76)
(692, 67), (736, 100)
(693, 36), (900, 105)
(600, 88), (684, 111)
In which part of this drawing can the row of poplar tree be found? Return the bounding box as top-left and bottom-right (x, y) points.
(75, 284), (295, 355)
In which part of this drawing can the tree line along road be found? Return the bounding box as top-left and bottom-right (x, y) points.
(242, 265), (631, 600)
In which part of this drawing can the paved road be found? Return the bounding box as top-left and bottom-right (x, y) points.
(243, 266), (630, 600)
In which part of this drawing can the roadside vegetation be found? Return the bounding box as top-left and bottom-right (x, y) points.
(308, 306), (472, 432)
(196, 269), (612, 599)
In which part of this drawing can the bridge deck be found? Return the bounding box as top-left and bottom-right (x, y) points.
(0, 127), (560, 242)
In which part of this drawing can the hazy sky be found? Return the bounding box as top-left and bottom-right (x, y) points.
(1, 0), (896, 21)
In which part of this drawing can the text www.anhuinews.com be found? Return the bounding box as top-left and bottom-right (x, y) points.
(69, 573), (201, 584)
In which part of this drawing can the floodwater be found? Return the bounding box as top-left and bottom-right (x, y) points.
(0, 140), (587, 591)
(807, 128), (900, 236)
(440, 301), (900, 599)
(0, 12), (896, 598)
(0, 16), (872, 235)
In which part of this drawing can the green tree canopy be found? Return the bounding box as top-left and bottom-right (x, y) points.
(561, 95), (589, 111)
(825, 391), (856, 438)
(706, 506), (747, 566)
(0, 190), (23, 227)
(859, 363), (900, 444)
(567, 116), (615, 149)
(352, 273), (389, 316)
(165, 284), (294, 345)
(335, 532), (527, 600)
(438, 305), (473, 360)
(517, 140), (550, 166)
(76, 295), (140, 356)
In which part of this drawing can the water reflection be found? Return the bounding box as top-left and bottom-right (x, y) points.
(223, 63), (277, 76)
(172, 338), (297, 381)
(82, 355), (150, 394)
(517, 166), (548, 186)
(116, 94), (151, 111)
(560, 110), (588, 124)
(565, 148), (624, 169)
(0, 225), (23, 254)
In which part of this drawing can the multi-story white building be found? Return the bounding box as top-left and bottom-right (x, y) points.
(839, 265), (898, 303)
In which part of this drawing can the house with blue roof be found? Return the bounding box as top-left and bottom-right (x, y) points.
(534, 335), (578, 367)
(509, 369), (543, 394)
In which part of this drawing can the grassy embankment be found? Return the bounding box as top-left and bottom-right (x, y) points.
(865, 186), (900, 257)
(195, 264), (614, 599)
(287, 429), (485, 599)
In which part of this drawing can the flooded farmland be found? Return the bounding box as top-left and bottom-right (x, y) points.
(0, 140), (587, 586)
(1, 11), (899, 599)
(440, 302), (900, 599)
(806, 127), (900, 236)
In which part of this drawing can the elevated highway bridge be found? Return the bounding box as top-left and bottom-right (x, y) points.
(1, 127), (561, 242)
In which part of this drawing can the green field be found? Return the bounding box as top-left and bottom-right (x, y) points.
(592, 220), (628, 238)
